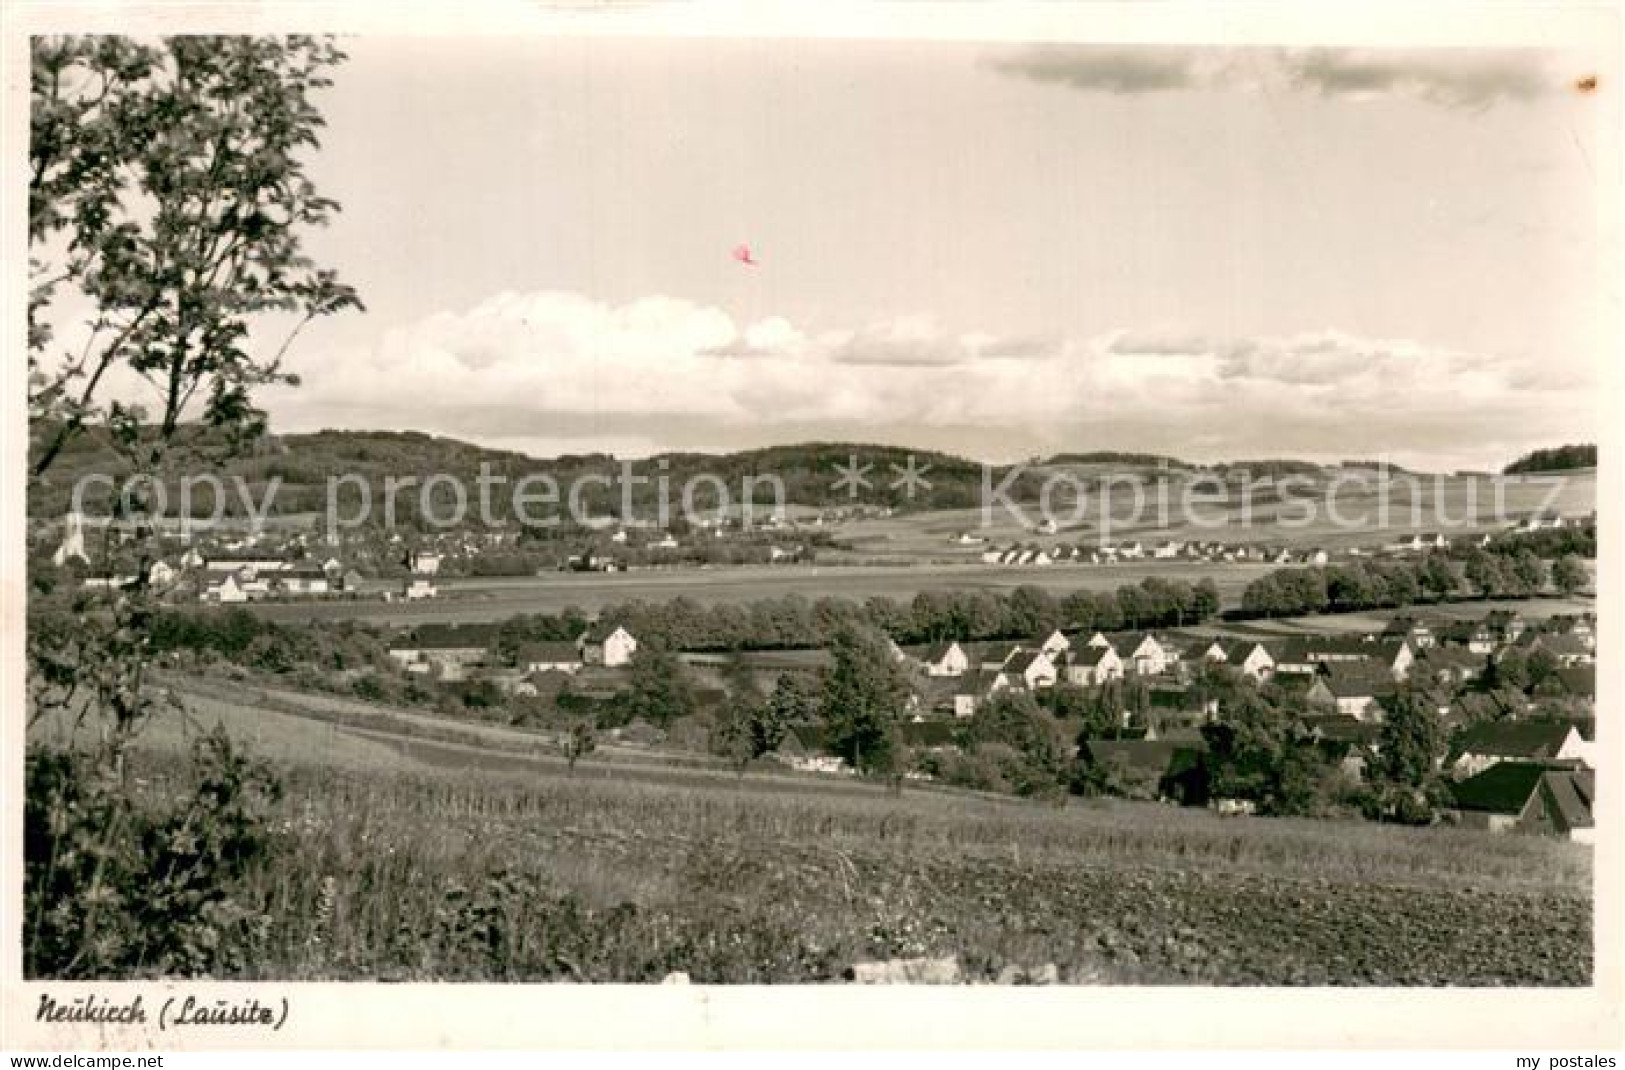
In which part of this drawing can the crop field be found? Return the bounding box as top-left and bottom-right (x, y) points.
(818, 469), (1597, 563)
(31, 690), (1593, 985)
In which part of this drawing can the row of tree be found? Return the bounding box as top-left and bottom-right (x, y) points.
(485, 576), (1224, 658)
(1239, 550), (1589, 619)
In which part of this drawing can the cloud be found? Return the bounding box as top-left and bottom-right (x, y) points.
(268, 290), (1593, 465)
(985, 45), (1564, 109)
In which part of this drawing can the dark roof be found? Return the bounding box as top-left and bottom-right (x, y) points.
(1081, 739), (1207, 776)
(923, 640), (964, 662)
(1453, 720), (1577, 760)
(1531, 633), (1590, 657)
(1420, 647), (1486, 673)
(582, 621), (631, 643)
(1004, 649), (1049, 675)
(1549, 666), (1596, 698)
(1302, 715), (1381, 745)
(1069, 645), (1115, 668)
(402, 623), (499, 650)
(900, 721), (958, 748)
(1317, 663), (1398, 698)
(1220, 639), (1270, 663)
(1541, 771), (1594, 832)
(518, 641), (582, 664)
(1448, 690), (1528, 724)
(1449, 761), (1546, 814)
(1450, 762), (1592, 830)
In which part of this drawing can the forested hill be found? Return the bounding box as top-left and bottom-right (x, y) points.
(29, 428), (1052, 521)
(1503, 444), (1597, 475)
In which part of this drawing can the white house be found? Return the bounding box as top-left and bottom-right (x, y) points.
(921, 640), (970, 677)
(1064, 643), (1124, 686)
(1450, 722), (1589, 779)
(1036, 629), (1070, 657)
(411, 552), (443, 575)
(1001, 648), (1057, 690)
(1119, 633), (1172, 676)
(581, 623), (638, 667)
(403, 576), (437, 600)
(147, 560), (177, 586)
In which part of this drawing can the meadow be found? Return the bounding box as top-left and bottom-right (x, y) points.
(32, 691), (1594, 985)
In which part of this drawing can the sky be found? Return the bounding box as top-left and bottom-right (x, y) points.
(226, 36), (1618, 469)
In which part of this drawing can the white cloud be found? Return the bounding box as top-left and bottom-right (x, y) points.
(270, 290), (1595, 464)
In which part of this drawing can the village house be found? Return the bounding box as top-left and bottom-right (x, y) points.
(1448, 721), (1589, 779)
(204, 552), (290, 574)
(1415, 646), (1485, 687)
(1306, 663), (1398, 721)
(1036, 629), (1070, 658)
(1001, 648), (1058, 691)
(1079, 739), (1209, 805)
(518, 641), (584, 675)
(580, 623), (638, 668)
(920, 640), (970, 677)
(1062, 643), (1125, 687)
(274, 567), (331, 595)
(1483, 610), (1528, 645)
(410, 551), (443, 575)
(387, 624), (496, 682)
(403, 574), (437, 600)
(1216, 640), (1276, 682)
(1515, 631), (1594, 667)
(1382, 616), (1437, 650)
(1110, 633), (1174, 676)
(1447, 762), (1594, 841)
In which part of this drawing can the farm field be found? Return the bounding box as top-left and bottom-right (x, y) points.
(30, 685), (1593, 985)
(248, 561), (1280, 625)
(818, 469), (1597, 563)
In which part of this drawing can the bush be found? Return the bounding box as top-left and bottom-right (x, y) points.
(25, 728), (283, 978)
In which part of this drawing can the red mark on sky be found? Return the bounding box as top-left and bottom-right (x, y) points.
(732, 244), (759, 266)
(1575, 75), (1598, 93)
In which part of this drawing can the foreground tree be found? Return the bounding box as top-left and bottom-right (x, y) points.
(1551, 554), (1589, 598)
(26, 35), (360, 978)
(821, 623), (909, 776)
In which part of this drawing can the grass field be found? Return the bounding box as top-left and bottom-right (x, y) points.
(30, 686), (1594, 985)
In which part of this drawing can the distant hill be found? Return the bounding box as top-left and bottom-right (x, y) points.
(28, 427), (1050, 525)
(1042, 451), (1194, 470)
(1504, 444), (1596, 475)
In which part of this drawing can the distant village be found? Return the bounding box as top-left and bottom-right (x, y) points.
(39, 504), (1598, 841)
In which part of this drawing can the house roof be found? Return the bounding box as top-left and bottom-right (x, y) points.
(1532, 633), (1590, 657)
(518, 641), (582, 664)
(1302, 714), (1381, 745)
(1449, 761), (1546, 814)
(1541, 771), (1595, 831)
(1450, 762), (1593, 830)
(401, 623), (499, 651)
(1317, 663), (1398, 699)
(1452, 719), (1577, 760)
(582, 621), (631, 644)
(1069, 645), (1116, 667)
(1004, 649), (1051, 675)
(1549, 666), (1596, 698)
(1081, 739), (1207, 776)
(1420, 647), (1486, 673)
(923, 640), (963, 662)
(1219, 640), (1271, 664)
(900, 721), (958, 748)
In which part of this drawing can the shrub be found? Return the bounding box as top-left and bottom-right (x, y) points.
(25, 728), (282, 978)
